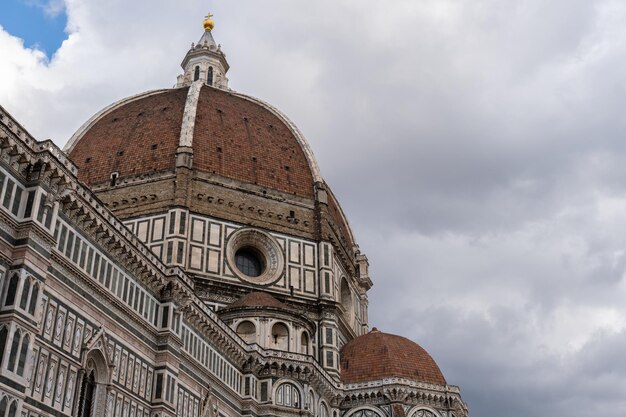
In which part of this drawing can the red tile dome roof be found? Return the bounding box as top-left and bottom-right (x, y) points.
(66, 85), (321, 199)
(340, 328), (447, 385)
(68, 88), (188, 185)
(227, 291), (290, 310)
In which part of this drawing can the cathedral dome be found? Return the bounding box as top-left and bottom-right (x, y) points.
(340, 328), (447, 386)
(62, 17), (361, 284)
(65, 84), (321, 199)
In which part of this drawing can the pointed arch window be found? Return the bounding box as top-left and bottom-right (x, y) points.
(0, 398), (6, 416)
(78, 351), (110, 417)
(207, 66), (214, 86)
(6, 400), (16, 417)
(79, 371), (96, 417)
(194, 66), (200, 81)
(320, 402), (329, 417)
(16, 334), (29, 376)
(0, 327), (7, 367)
(19, 279), (30, 310)
(4, 274), (19, 306)
(7, 329), (21, 371)
(27, 284), (39, 315)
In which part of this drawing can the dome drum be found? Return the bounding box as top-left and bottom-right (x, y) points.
(219, 292), (315, 354)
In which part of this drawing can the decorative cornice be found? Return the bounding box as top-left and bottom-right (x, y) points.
(339, 381), (466, 416)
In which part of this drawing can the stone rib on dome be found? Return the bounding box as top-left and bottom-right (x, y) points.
(340, 329), (447, 386)
(327, 185), (357, 247)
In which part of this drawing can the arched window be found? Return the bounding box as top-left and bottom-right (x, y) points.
(0, 397), (6, 416)
(16, 334), (29, 376)
(7, 401), (16, 417)
(4, 274), (19, 306)
(78, 371), (96, 417)
(320, 402), (329, 417)
(271, 322), (289, 351)
(0, 327), (7, 368)
(7, 329), (21, 371)
(207, 66), (214, 86)
(19, 279), (30, 310)
(194, 66), (200, 81)
(28, 284), (39, 315)
(236, 321), (256, 344)
(78, 351), (110, 417)
(307, 390), (315, 414)
(300, 331), (309, 354)
(275, 382), (300, 408)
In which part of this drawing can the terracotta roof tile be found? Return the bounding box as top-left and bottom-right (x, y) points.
(228, 291), (289, 309)
(193, 87), (315, 198)
(340, 328), (447, 386)
(69, 86), (316, 199)
(70, 88), (188, 184)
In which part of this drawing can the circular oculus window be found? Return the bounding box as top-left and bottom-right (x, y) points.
(226, 228), (284, 286)
(234, 247), (264, 277)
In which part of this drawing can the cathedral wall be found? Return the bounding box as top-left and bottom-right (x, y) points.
(123, 211), (321, 304)
(0, 161), (248, 416)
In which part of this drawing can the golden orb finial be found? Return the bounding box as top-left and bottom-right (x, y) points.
(203, 12), (215, 31)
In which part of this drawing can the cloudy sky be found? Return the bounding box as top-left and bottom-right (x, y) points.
(3, 0), (626, 416)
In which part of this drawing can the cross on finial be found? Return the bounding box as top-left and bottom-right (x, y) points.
(203, 12), (215, 31)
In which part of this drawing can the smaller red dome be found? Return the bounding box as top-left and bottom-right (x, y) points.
(340, 328), (447, 385)
(227, 291), (290, 310)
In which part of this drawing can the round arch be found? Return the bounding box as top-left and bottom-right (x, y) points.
(407, 406), (442, 417)
(273, 379), (303, 409)
(236, 320), (256, 344)
(270, 321), (289, 351)
(300, 330), (310, 355)
(345, 406), (384, 417)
